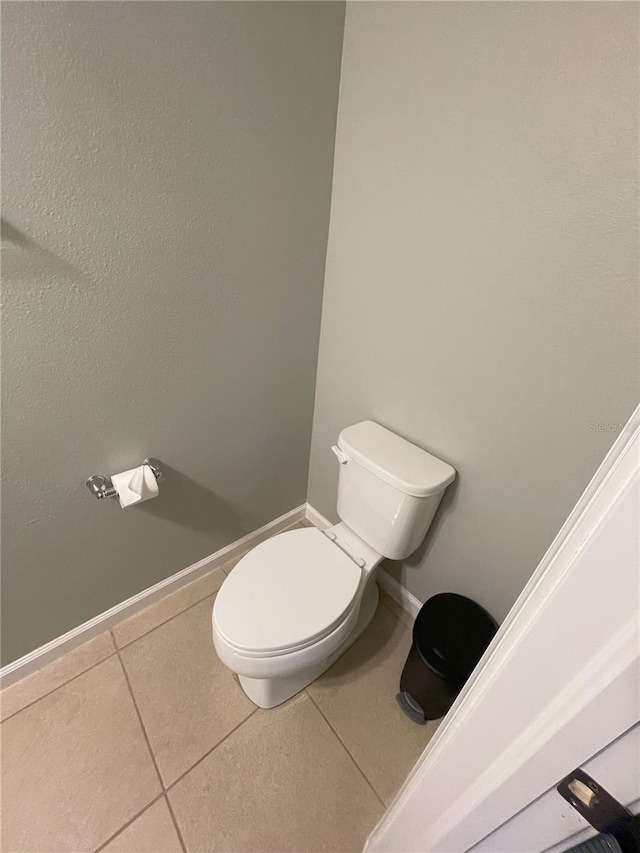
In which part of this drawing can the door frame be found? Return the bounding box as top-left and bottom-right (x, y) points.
(365, 404), (640, 853)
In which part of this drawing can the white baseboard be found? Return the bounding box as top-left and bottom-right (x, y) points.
(303, 502), (332, 530)
(305, 503), (421, 621)
(0, 504), (306, 688)
(2, 501), (420, 689)
(376, 570), (422, 620)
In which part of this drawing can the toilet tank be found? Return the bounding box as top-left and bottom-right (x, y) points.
(335, 421), (456, 561)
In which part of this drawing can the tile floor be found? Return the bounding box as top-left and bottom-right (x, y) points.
(1, 523), (441, 853)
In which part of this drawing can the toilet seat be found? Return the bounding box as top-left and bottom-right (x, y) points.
(213, 528), (362, 656)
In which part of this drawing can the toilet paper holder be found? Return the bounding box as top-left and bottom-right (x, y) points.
(86, 458), (163, 499)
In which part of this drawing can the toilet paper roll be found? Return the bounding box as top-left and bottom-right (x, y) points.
(111, 464), (159, 508)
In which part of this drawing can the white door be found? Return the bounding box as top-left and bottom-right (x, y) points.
(365, 404), (639, 853)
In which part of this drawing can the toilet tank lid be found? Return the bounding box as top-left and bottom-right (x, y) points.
(337, 421), (456, 497)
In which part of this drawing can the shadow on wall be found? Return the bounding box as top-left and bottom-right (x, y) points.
(1, 218), (89, 283)
(138, 464), (247, 542)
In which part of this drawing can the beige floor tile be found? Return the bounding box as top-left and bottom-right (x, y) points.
(113, 567), (225, 648)
(120, 596), (255, 786)
(220, 553), (247, 576)
(168, 693), (382, 852)
(101, 797), (183, 853)
(1, 656), (161, 853)
(0, 631), (115, 722)
(379, 588), (416, 630)
(308, 603), (441, 804)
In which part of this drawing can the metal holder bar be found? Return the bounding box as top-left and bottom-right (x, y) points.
(86, 457), (163, 500)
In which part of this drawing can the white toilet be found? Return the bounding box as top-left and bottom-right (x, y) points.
(212, 420), (456, 708)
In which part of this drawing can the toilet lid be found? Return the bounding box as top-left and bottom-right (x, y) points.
(213, 528), (362, 654)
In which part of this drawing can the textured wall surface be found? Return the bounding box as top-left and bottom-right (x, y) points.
(1, 1), (345, 664)
(308, 2), (639, 621)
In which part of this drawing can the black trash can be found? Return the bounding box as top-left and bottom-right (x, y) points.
(396, 593), (498, 724)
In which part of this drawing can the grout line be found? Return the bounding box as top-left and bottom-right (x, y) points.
(113, 633), (167, 791)
(164, 792), (187, 853)
(92, 792), (165, 853)
(116, 588), (221, 651)
(166, 706), (260, 792)
(0, 650), (118, 724)
(2, 572), (227, 721)
(305, 690), (387, 810)
(1, 510), (306, 689)
(3, 570), (228, 715)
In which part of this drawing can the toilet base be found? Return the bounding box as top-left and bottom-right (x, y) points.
(238, 580), (380, 709)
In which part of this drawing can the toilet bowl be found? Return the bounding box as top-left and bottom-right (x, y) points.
(213, 523), (382, 708)
(212, 420), (456, 708)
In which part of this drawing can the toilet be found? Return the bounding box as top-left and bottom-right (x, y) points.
(212, 420), (456, 708)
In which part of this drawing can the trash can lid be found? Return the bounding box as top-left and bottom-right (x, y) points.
(413, 593), (498, 683)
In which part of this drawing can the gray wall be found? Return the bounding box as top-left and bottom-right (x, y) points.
(1, 1), (345, 664)
(308, 2), (639, 621)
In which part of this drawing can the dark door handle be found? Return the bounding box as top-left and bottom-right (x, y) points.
(557, 769), (640, 853)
